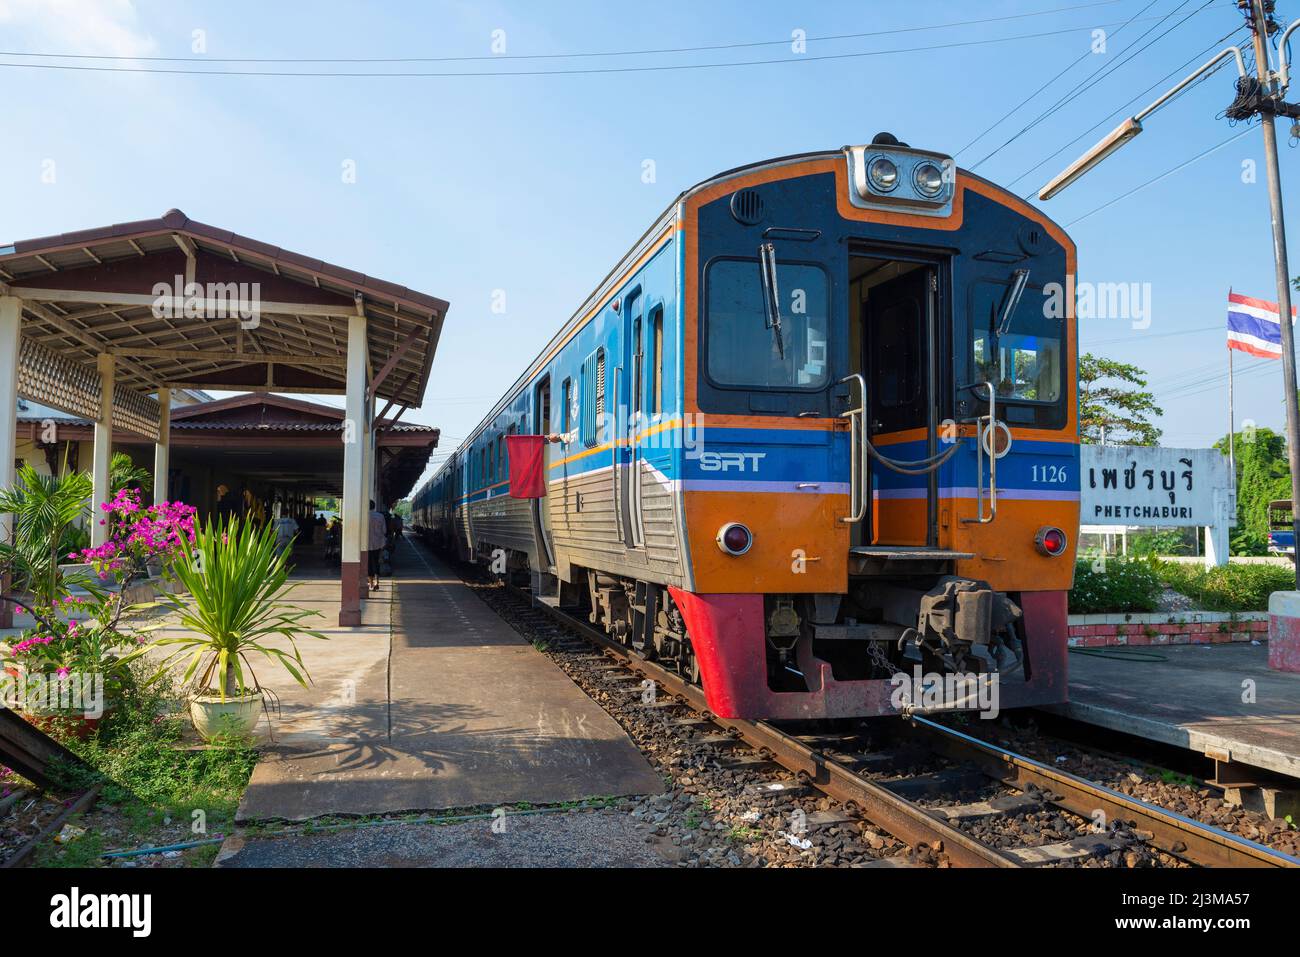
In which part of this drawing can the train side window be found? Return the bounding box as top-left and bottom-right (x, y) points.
(496, 434), (504, 481)
(581, 348), (606, 448)
(561, 378), (572, 434)
(648, 306), (664, 415)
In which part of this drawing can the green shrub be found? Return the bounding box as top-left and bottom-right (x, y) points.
(1069, 556), (1163, 614)
(1157, 561), (1294, 612)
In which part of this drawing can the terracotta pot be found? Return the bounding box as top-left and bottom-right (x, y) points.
(189, 691), (263, 741)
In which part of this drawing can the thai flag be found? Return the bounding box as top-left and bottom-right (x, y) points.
(1228, 292), (1297, 359)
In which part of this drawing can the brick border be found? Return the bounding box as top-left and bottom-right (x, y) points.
(1067, 611), (1268, 647)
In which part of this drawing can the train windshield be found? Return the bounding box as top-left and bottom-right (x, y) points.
(970, 279), (1061, 404)
(706, 258), (829, 389)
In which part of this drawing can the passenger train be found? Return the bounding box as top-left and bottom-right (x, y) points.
(412, 134), (1078, 720)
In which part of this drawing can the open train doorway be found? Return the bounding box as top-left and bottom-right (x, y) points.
(533, 376), (556, 569)
(847, 252), (943, 549)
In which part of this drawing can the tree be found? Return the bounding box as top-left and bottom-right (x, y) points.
(1078, 353), (1163, 445)
(1214, 426), (1291, 555)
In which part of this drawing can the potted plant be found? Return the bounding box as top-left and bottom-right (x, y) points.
(126, 516), (326, 740)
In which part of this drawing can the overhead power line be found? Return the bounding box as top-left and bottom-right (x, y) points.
(0, 13), (1182, 79)
(956, 0), (1158, 157)
(970, 0), (1214, 171)
(1009, 26), (1249, 191)
(0, 1), (1125, 64)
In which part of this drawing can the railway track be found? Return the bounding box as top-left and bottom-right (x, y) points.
(486, 579), (1299, 870)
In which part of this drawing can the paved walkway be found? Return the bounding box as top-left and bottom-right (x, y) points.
(233, 537), (663, 821)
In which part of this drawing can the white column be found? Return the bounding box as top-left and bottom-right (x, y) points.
(0, 297), (20, 493)
(154, 387), (171, 505)
(0, 298), (18, 628)
(340, 312), (368, 624)
(91, 353), (115, 546)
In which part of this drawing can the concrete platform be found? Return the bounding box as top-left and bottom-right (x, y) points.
(234, 539), (663, 821)
(1054, 642), (1300, 781)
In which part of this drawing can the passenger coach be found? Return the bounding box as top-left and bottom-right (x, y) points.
(413, 134), (1078, 721)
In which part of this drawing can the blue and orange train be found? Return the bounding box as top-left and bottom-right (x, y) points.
(413, 134), (1079, 720)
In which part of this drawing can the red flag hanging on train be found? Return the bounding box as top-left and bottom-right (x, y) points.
(506, 434), (546, 498)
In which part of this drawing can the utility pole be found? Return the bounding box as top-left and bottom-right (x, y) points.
(1244, 0), (1300, 587)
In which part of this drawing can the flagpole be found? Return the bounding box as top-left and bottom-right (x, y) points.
(1228, 286), (1236, 491)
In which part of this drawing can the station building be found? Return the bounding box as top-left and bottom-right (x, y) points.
(0, 209), (449, 626)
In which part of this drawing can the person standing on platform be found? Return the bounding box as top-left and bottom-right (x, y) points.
(214, 484), (239, 526)
(368, 500), (387, 592)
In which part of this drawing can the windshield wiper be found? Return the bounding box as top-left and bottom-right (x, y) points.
(758, 241), (785, 360)
(996, 268), (1031, 336)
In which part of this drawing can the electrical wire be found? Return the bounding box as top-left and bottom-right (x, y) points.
(1082, 322), (1222, 346)
(1010, 28), (1250, 192)
(956, 0), (1158, 157)
(0, 14), (1186, 79)
(972, 0), (1214, 171)
(0, 0), (1127, 65)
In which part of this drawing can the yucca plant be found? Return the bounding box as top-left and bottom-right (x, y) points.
(126, 516), (326, 699)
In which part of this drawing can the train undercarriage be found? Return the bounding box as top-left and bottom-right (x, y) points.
(555, 559), (1064, 721)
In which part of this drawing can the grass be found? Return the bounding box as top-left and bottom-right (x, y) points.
(35, 664), (258, 867)
(1147, 767), (1200, 789)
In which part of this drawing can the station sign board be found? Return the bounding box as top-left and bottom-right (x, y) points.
(1079, 446), (1234, 528)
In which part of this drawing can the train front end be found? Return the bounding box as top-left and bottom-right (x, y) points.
(673, 139), (1078, 721)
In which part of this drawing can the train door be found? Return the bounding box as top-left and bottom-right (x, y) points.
(850, 254), (941, 548)
(619, 289), (645, 549)
(533, 377), (556, 568)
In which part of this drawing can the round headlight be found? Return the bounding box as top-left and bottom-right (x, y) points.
(717, 522), (753, 556)
(867, 156), (899, 193)
(913, 162), (945, 197)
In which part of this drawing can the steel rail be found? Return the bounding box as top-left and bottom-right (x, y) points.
(519, 592), (1020, 868)
(908, 715), (1300, 869)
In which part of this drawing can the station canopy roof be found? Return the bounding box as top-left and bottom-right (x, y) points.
(0, 209), (448, 411)
(18, 393), (439, 502)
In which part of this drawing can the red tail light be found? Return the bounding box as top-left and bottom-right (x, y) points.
(1035, 526), (1067, 557)
(717, 523), (753, 556)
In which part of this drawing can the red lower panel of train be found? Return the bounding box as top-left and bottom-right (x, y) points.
(667, 587), (1068, 721)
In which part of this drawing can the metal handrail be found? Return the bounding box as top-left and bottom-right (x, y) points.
(962, 382), (999, 525)
(839, 373), (867, 524)
(611, 365), (623, 543)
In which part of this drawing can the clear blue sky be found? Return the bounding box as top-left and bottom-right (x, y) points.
(1, 0), (1295, 486)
